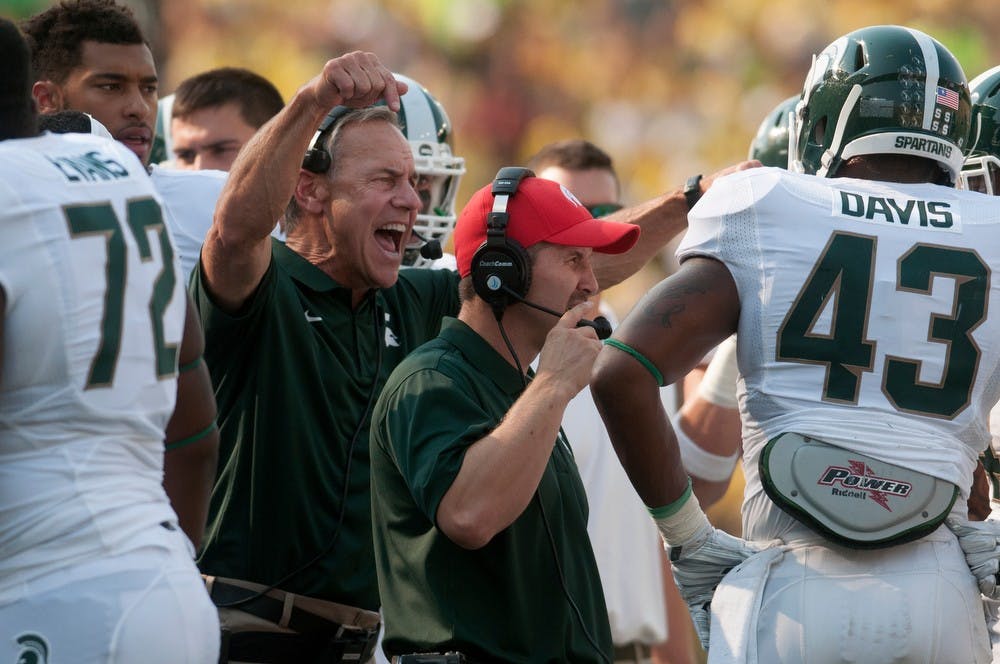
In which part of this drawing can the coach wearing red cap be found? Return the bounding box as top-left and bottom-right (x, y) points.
(370, 170), (639, 663)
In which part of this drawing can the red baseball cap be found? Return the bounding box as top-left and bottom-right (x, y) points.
(453, 177), (640, 277)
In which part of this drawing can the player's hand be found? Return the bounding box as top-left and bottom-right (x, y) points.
(534, 301), (602, 399)
(312, 51), (407, 113)
(947, 516), (1000, 598)
(666, 518), (779, 650)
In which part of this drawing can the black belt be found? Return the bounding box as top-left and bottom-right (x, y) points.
(209, 578), (351, 635)
(208, 580), (378, 663)
(612, 642), (651, 663)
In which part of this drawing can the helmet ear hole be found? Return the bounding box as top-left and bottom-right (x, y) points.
(813, 116), (828, 146)
(853, 43), (867, 72)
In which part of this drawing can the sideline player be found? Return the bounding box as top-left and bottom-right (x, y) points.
(954, 63), (1000, 662)
(22, 0), (228, 280)
(594, 25), (996, 661)
(0, 17), (219, 663)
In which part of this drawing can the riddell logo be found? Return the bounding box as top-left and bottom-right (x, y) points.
(817, 460), (911, 512)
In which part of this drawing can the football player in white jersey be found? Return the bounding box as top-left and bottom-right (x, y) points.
(22, 0), (228, 281)
(594, 25), (997, 663)
(956, 63), (1000, 661)
(0, 18), (219, 663)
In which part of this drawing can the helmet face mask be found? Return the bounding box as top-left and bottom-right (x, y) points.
(960, 155), (1000, 195)
(394, 73), (466, 267)
(790, 25), (971, 184)
(960, 65), (1000, 195)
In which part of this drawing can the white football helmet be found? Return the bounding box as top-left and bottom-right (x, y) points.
(393, 73), (466, 267)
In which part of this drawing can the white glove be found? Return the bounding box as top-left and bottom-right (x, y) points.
(947, 516), (1000, 598)
(653, 485), (777, 650)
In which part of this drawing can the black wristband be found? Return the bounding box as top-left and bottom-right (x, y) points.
(683, 174), (703, 211)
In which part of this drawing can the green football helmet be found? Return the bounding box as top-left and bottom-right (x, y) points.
(960, 65), (1000, 195)
(790, 25), (971, 184)
(748, 95), (798, 168)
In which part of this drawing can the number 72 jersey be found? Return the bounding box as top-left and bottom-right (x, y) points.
(679, 167), (1000, 493)
(0, 132), (184, 455)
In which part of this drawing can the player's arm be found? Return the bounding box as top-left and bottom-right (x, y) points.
(201, 51), (405, 312)
(591, 161), (760, 289)
(593, 258), (771, 650)
(968, 458), (991, 521)
(676, 336), (743, 508)
(163, 293), (219, 551)
(592, 257), (739, 507)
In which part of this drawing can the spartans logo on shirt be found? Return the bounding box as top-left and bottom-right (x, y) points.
(15, 633), (49, 664)
(384, 313), (400, 348)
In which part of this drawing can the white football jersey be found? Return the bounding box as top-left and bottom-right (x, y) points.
(679, 167), (1000, 522)
(0, 132), (186, 597)
(150, 165), (289, 281)
(149, 165), (227, 280)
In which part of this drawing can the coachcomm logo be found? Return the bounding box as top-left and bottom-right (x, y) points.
(817, 459), (912, 511)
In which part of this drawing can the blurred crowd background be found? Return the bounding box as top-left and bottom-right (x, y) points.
(7, 0), (1000, 301)
(5, 0), (1000, 536)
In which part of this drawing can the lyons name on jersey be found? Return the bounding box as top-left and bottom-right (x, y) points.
(46, 150), (131, 184)
(835, 190), (957, 231)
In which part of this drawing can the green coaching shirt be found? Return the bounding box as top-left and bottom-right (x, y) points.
(192, 240), (459, 610)
(371, 317), (613, 662)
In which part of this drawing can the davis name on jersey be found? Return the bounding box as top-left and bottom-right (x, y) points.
(835, 190), (956, 230)
(679, 166), (1000, 507)
(0, 132), (186, 599)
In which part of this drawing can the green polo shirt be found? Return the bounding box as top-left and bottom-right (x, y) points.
(371, 317), (613, 663)
(192, 239), (459, 610)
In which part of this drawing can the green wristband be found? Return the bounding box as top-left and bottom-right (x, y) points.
(647, 477), (693, 519)
(166, 421), (217, 451)
(177, 356), (203, 374)
(603, 338), (665, 386)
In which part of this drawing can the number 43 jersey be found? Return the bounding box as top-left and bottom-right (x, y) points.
(679, 166), (1000, 506)
(0, 132), (185, 595)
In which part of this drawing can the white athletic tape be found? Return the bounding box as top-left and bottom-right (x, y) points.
(653, 486), (710, 545)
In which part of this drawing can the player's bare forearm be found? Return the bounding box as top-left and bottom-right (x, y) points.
(164, 432), (218, 551)
(593, 258), (738, 506)
(593, 351), (688, 507)
(163, 297), (220, 549)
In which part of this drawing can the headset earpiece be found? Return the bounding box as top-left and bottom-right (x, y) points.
(470, 167), (535, 317)
(301, 147), (331, 174)
(301, 105), (353, 174)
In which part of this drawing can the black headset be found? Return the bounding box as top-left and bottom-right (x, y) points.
(470, 167), (535, 318)
(301, 105), (353, 174)
(300, 104), (443, 261)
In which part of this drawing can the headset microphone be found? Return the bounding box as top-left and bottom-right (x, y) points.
(500, 286), (612, 340)
(409, 229), (443, 260)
